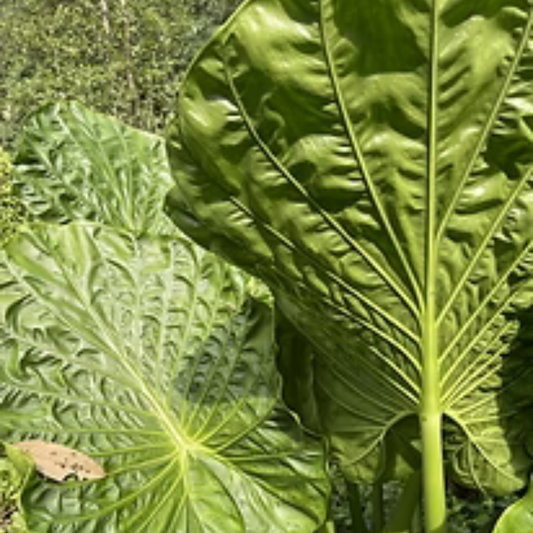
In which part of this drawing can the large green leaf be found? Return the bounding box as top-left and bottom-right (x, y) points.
(13, 102), (174, 235)
(166, 0), (533, 493)
(0, 221), (328, 531)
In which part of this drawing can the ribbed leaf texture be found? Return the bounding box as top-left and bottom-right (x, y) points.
(0, 222), (328, 532)
(13, 102), (174, 236)
(166, 0), (533, 493)
(5, 102), (329, 530)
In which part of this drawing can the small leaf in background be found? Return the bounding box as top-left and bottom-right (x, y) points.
(493, 477), (533, 533)
(13, 441), (105, 482)
(0, 148), (24, 249)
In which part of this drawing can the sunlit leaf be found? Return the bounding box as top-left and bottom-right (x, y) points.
(0, 443), (33, 533)
(166, 0), (533, 492)
(0, 222), (328, 532)
(493, 477), (533, 532)
(14, 102), (174, 235)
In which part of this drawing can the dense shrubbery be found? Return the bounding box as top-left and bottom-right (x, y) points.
(0, 149), (23, 247)
(0, 0), (240, 149)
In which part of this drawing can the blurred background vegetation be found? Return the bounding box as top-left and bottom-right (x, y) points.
(0, 0), (241, 248)
(0, 0), (241, 150)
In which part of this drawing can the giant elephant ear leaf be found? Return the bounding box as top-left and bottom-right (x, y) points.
(166, 0), (533, 493)
(13, 101), (174, 236)
(0, 222), (328, 532)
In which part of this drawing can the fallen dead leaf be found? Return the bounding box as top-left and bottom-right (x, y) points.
(13, 441), (106, 482)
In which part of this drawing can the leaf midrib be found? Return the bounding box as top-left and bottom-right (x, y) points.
(420, 0), (441, 415)
(7, 229), (194, 453)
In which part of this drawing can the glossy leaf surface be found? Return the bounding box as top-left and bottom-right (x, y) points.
(166, 0), (533, 493)
(0, 222), (328, 532)
(14, 102), (174, 235)
(493, 478), (533, 532)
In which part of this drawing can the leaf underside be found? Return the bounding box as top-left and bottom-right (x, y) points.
(0, 222), (328, 532)
(166, 0), (533, 493)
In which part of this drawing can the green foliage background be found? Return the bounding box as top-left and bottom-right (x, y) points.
(0, 0), (240, 149)
(0, 1), (521, 531)
(0, 0), (241, 248)
(0, 149), (24, 248)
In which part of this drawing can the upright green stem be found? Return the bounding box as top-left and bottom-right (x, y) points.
(420, 400), (446, 533)
(422, 0), (447, 531)
(421, 166), (447, 532)
(372, 482), (384, 533)
(346, 482), (369, 533)
(384, 472), (421, 533)
(421, 193), (447, 532)
(412, 506), (422, 533)
(317, 520), (337, 533)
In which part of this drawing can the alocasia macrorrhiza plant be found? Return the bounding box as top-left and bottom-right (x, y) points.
(165, 0), (533, 531)
(0, 102), (329, 532)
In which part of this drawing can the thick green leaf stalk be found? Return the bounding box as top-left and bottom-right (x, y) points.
(165, 0), (533, 530)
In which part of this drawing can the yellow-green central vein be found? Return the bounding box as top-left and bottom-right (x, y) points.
(420, 1), (446, 531)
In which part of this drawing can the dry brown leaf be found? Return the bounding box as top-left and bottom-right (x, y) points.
(14, 441), (106, 482)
